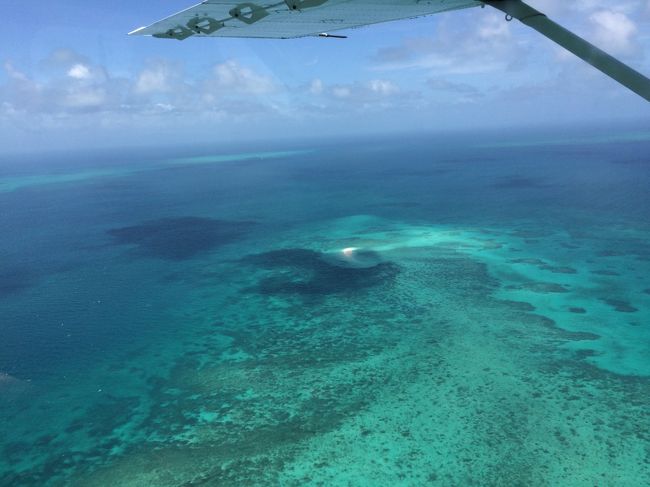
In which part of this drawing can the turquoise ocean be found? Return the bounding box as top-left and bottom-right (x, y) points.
(1, 125), (649, 485)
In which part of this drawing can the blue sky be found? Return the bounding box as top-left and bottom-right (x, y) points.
(1, 0), (649, 153)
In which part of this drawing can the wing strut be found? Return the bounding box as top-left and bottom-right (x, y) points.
(483, 0), (650, 102)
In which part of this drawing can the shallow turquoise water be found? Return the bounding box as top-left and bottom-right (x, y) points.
(0, 128), (649, 485)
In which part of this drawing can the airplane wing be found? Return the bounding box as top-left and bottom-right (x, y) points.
(128, 1), (480, 40)
(130, 0), (650, 102)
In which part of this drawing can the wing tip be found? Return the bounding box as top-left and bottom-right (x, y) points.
(128, 26), (148, 36)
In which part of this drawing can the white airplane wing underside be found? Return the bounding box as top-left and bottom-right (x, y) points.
(129, 0), (481, 39)
(130, 0), (650, 101)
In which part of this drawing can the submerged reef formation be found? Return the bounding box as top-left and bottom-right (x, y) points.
(239, 248), (399, 296)
(108, 217), (255, 260)
(601, 298), (639, 313)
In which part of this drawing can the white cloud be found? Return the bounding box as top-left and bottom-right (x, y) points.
(63, 87), (107, 108)
(527, 0), (645, 53)
(589, 10), (639, 55)
(207, 60), (277, 95)
(477, 12), (510, 40)
(372, 11), (525, 75)
(301, 77), (412, 118)
(332, 86), (351, 98)
(368, 79), (399, 96)
(154, 103), (175, 112)
(4, 61), (30, 82)
(45, 49), (83, 65)
(67, 64), (91, 80)
(309, 78), (324, 95)
(135, 61), (179, 94)
(427, 78), (484, 104)
(1, 101), (17, 115)
(0, 50), (290, 131)
(309, 78), (403, 102)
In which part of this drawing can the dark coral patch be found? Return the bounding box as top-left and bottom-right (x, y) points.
(591, 269), (620, 276)
(561, 242), (581, 249)
(643, 288), (650, 295)
(501, 300), (536, 312)
(507, 282), (570, 294)
(601, 298), (638, 313)
(541, 265), (577, 275)
(566, 331), (600, 341)
(574, 349), (600, 359)
(82, 395), (141, 439)
(492, 177), (546, 190)
(108, 217), (255, 260)
(509, 258), (576, 274)
(0, 266), (37, 298)
(510, 258), (546, 266)
(242, 248), (319, 269)
(597, 249), (627, 257)
(511, 229), (549, 239)
(240, 248), (398, 296)
(568, 307), (587, 314)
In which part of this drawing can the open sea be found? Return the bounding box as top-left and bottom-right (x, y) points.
(0, 125), (649, 486)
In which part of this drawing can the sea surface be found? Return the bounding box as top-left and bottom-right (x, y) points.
(1, 126), (649, 486)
